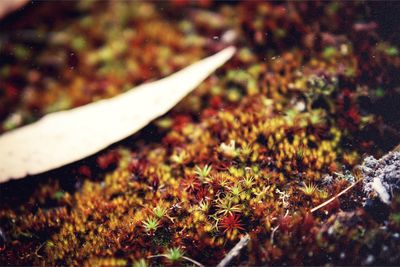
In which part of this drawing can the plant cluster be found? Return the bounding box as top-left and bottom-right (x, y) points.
(0, 1), (212, 132)
(1, 1), (399, 266)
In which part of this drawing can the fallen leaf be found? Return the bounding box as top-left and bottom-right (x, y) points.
(0, 46), (236, 183)
(0, 0), (29, 19)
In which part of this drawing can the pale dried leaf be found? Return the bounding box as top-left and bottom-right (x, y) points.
(0, 46), (236, 183)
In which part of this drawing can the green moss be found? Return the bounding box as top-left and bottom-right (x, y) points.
(1, 1), (399, 266)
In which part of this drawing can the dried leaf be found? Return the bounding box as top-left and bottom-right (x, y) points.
(0, 46), (236, 183)
(0, 0), (29, 19)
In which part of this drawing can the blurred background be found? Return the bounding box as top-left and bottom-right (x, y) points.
(1, 1), (399, 134)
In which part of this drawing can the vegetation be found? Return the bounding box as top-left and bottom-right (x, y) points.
(0, 1), (399, 266)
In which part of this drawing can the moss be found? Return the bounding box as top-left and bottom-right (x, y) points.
(1, 1), (400, 266)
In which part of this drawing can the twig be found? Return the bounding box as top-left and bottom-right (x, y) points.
(182, 256), (205, 267)
(310, 179), (362, 213)
(270, 225), (279, 244)
(148, 254), (205, 267)
(393, 143), (400, 152)
(217, 234), (250, 267)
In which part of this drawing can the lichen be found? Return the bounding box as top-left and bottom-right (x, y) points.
(362, 152), (400, 204)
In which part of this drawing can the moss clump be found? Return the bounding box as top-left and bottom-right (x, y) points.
(1, 1), (400, 266)
(0, 1), (211, 133)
